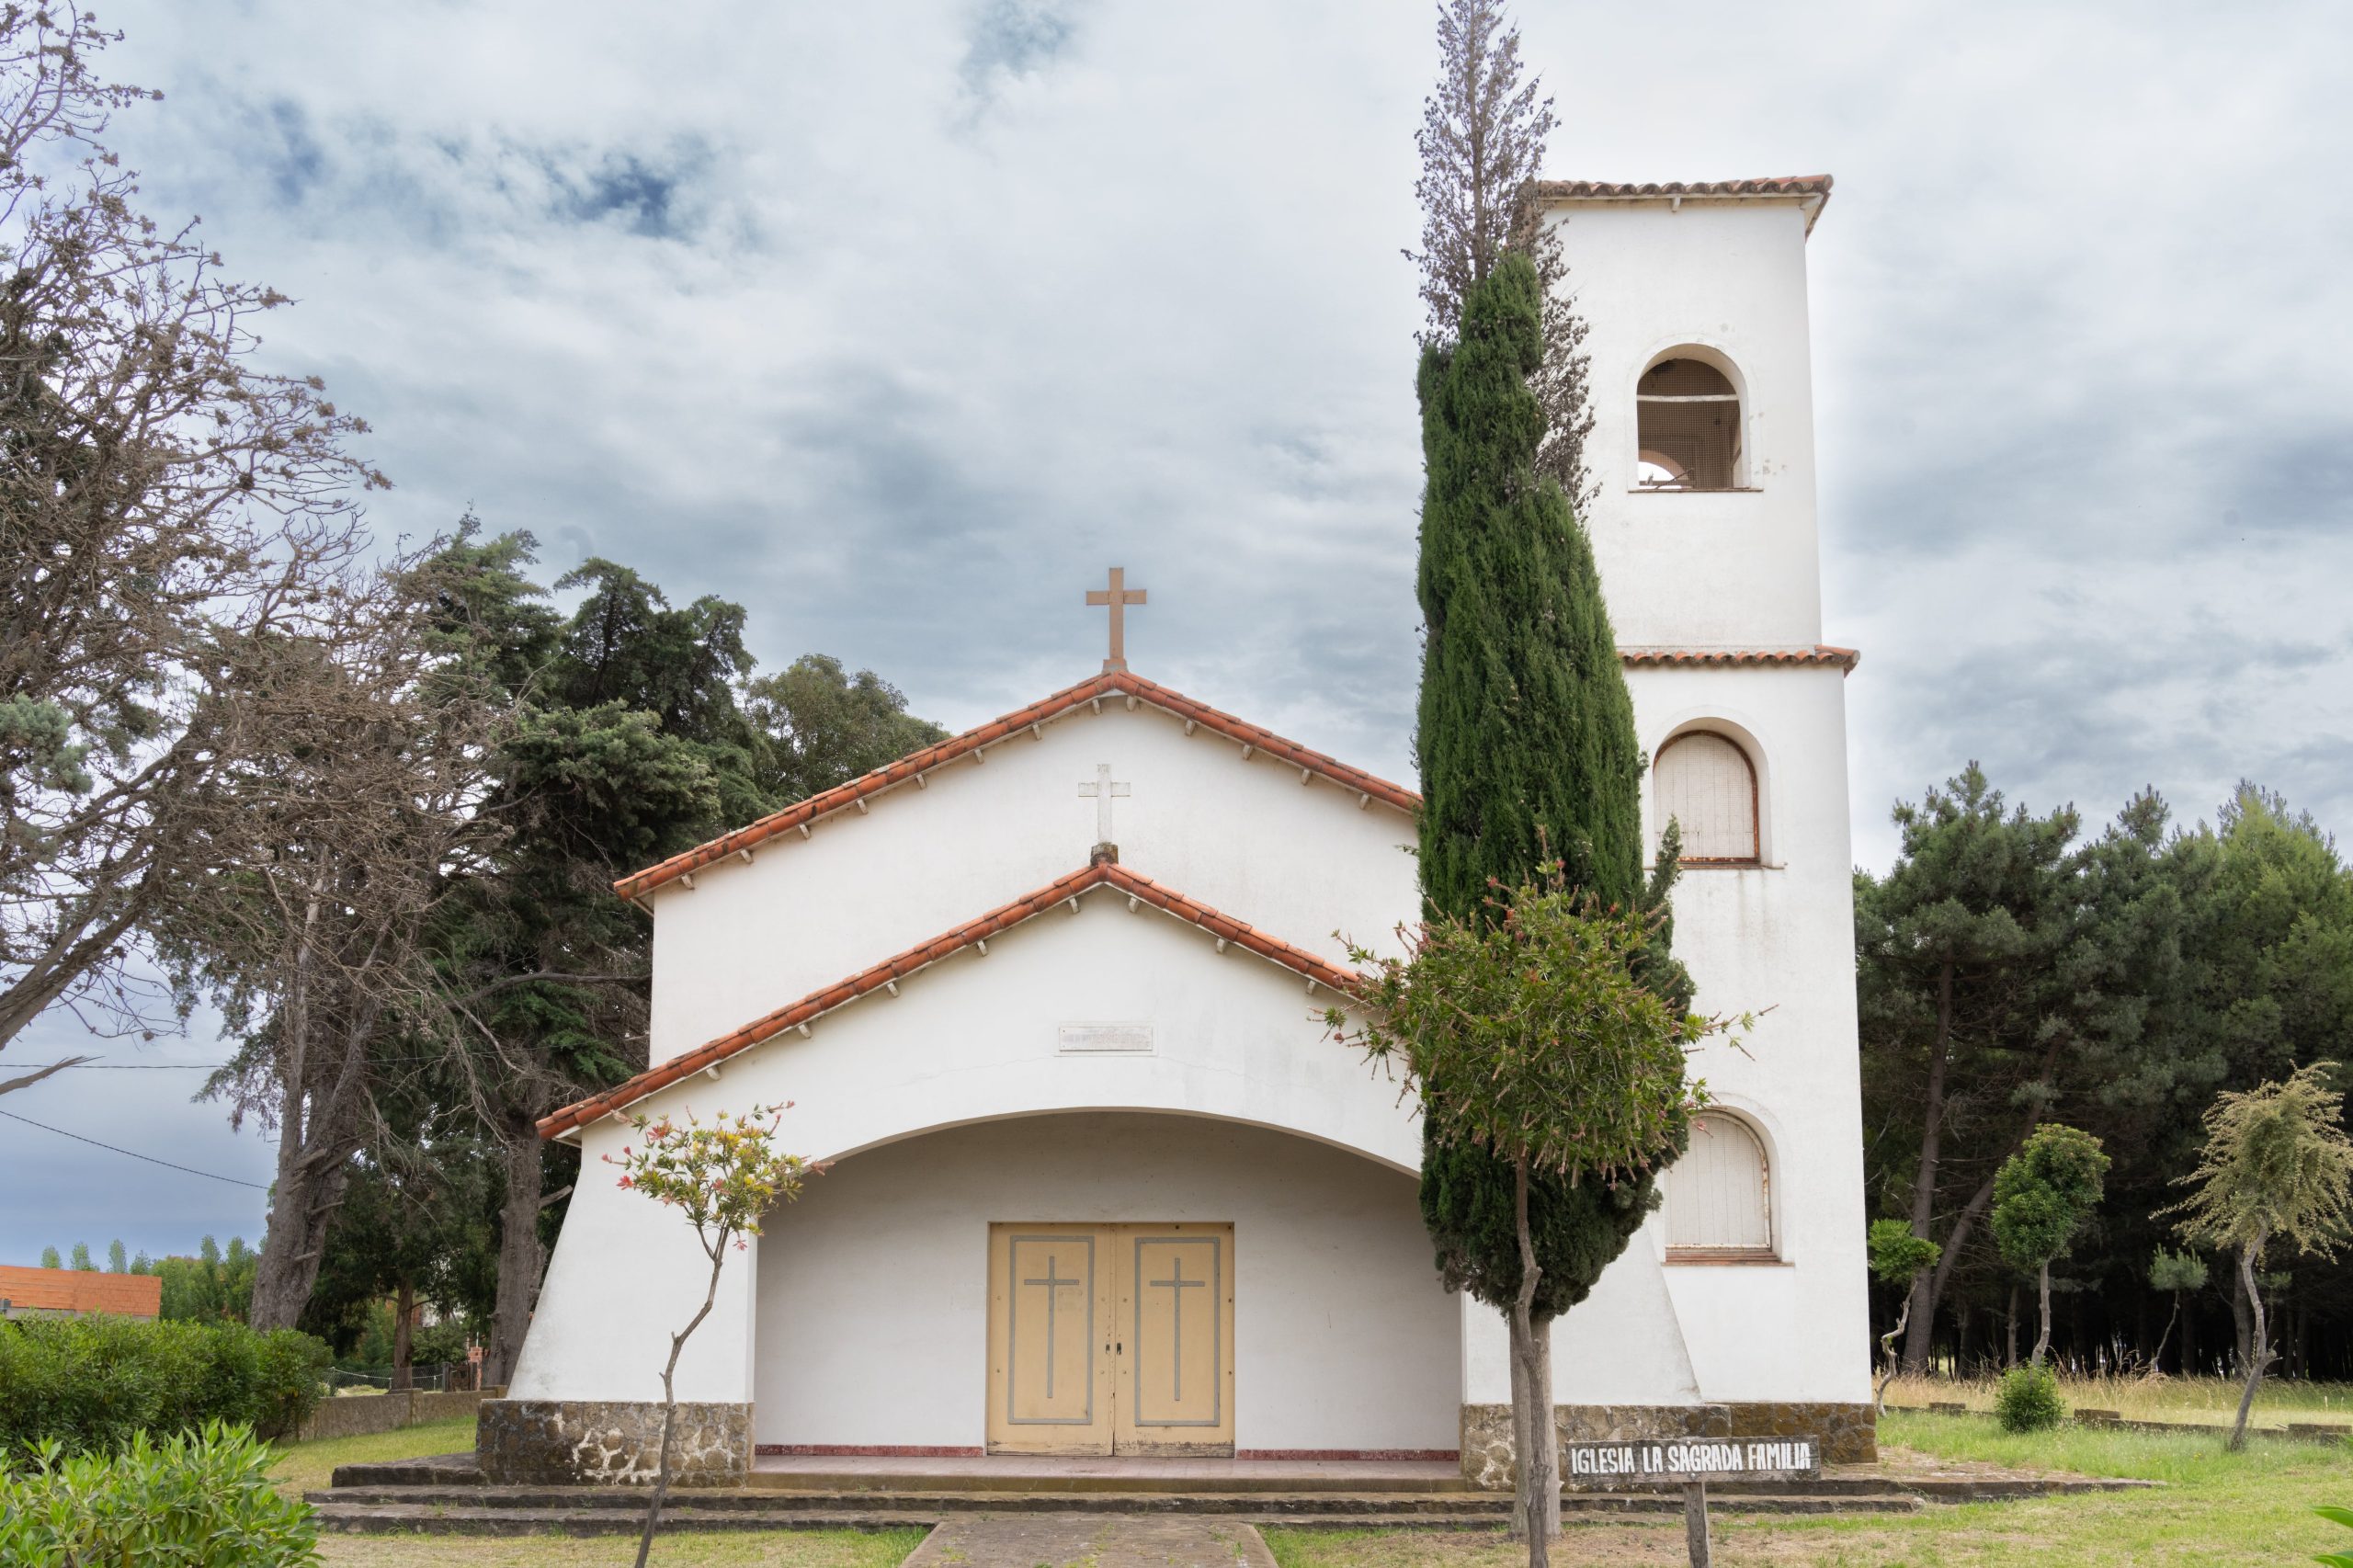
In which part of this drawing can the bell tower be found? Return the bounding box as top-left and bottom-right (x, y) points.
(1492, 176), (1878, 1459)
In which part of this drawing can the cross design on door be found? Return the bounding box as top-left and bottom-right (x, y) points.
(1149, 1256), (1207, 1399)
(1023, 1256), (1086, 1398)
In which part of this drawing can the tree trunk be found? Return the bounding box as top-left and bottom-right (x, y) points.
(2229, 1269), (2252, 1373)
(2180, 1288), (2198, 1377)
(1956, 1301), (1974, 1377)
(2031, 1260), (2052, 1367)
(1876, 1293), (1914, 1415)
(2151, 1294), (2181, 1376)
(391, 1280), (415, 1392)
(484, 1113), (550, 1390)
(2228, 1238), (2269, 1453)
(246, 977), (379, 1331)
(636, 1238), (731, 1568)
(1510, 1160), (1558, 1566)
(1898, 961), (1957, 1374)
(1506, 1318), (1531, 1541)
(2004, 1283), (2019, 1369)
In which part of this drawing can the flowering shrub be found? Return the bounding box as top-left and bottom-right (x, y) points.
(604, 1103), (814, 1568)
(603, 1103), (813, 1258)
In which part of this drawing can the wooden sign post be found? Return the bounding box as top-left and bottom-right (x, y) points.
(1557, 1436), (1824, 1568)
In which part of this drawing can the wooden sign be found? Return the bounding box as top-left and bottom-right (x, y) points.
(1559, 1435), (1824, 1568)
(1560, 1435), (1822, 1486)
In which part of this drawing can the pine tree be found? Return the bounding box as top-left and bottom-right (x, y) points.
(1412, 251), (1687, 1549)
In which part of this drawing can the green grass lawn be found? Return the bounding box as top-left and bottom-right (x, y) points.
(271, 1409), (2353, 1566)
(267, 1415), (480, 1498)
(1262, 1414), (2353, 1568)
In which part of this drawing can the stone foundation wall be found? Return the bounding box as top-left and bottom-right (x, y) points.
(1722, 1401), (1876, 1465)
(475, 1399), (752, 1486)
(1461, 1401), (1875, 1488)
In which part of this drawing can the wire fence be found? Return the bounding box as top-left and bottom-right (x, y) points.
(323, 1361), (479, 1395)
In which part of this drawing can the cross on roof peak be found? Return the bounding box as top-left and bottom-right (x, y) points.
(1085, 566), (1147, 673)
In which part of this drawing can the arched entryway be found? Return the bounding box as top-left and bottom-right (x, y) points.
(752, 1111), (1460, 1458)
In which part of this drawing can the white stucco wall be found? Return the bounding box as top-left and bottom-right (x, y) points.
(1630, 663), (1870, 1403)
(1542, 197), (1823, 650)
(755, 1113), (1460, 1452)
(642, 702), (1420, 1067)
(517, 889), (1428, 1409)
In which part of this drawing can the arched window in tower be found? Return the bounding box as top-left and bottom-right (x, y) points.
(1654, 731), (1759, 864)
(1665, 1114), (1774, 1259)
(1636, 356), (1743, 490)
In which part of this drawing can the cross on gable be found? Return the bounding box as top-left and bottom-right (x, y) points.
(1086, 567), (1147, 672)
(1078, 762), (1131, 852)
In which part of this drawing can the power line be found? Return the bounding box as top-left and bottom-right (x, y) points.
(0, 1108), (271, 1190)
(16, 1062), (231, 1070)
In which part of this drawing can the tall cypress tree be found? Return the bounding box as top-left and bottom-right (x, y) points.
(1416, 251), (1646, 920)
(1414, 250), (1688, 1530)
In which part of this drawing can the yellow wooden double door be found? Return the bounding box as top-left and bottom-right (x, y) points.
(985, 1222), (1235, 1456)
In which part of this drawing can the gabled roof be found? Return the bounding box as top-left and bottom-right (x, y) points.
(1621, 644), (1860, 672)
(541, 860), (1364, 1141)
(612, 670), (1423, 902)
(1534, 175), (1834, 234)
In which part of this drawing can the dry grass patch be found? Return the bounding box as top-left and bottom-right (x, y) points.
(1880, 1371), (2353, 1428)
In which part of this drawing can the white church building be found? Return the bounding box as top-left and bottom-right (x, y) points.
(479, 175), (1874, 1485)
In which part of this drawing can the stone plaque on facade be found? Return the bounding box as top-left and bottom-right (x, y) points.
(1057, 1023), (1153, 1054)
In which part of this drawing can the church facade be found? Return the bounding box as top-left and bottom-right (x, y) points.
(480, 175), (1874, 1485)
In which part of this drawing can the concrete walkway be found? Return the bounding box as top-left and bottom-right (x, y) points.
(901, 1515), (1279, 1568)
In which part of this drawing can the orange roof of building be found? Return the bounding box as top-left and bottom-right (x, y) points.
(611, 669), (1424, 902)
(0, 1266), (162, 1318)
(1533, 176), (1835, 233)
(542, 859), (1364, 1141)
(1620, 644), (1861, 671)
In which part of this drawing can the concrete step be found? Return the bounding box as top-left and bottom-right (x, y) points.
(314, 1487), (1525, 1517)
(311, 1489), (1926, 1536)
(315, 1503), (926, 1537)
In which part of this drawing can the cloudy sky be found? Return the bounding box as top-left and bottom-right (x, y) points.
(4, 0), (2347, 1264)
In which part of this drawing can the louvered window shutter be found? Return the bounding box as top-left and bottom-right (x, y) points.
(1656, 733), (1756, 861)
(1666, 1116), (1773, 1253)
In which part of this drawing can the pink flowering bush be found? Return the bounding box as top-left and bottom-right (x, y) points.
(602, 1103), (813, 1255)
(602, 1102), (814, 1568)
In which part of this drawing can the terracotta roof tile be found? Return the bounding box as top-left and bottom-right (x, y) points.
(540, 861), (1364, 1141)
(1620, 644), (1861, 673)
(0, 1267), (162, 1318)
(612, 670), (1422, 902)
(1534, 176), (1834, 232)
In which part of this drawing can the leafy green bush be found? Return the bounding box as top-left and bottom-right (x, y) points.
(0, 1421), (319, 1566)
(1995, 1361), (2067, 1433)
(0, 1315), (330, 1454)
(2318, 1502), (2353, 1568)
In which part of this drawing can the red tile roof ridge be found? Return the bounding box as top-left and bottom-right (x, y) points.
(1620, 643), (1861, 672)
(1532, 176), (1833, 233)
(611, 670), (1422, 902)
(540, 860), (1366, 1141)
(1533, 175), (1832, 198)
